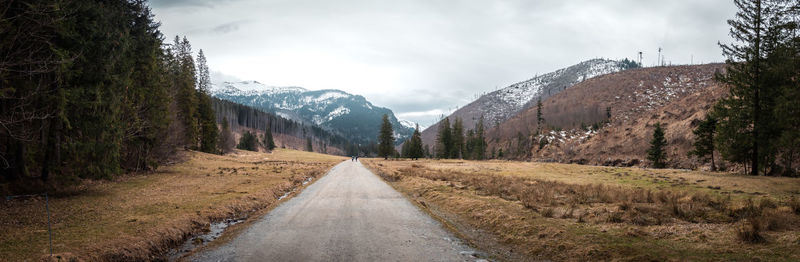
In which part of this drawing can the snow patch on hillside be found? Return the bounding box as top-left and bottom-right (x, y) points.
(326, 106), (351, 121)
(211, 81), (306, 96)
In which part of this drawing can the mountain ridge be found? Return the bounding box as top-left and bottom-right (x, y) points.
(420, 58), (635, 147)
(210, 81), (414, 145)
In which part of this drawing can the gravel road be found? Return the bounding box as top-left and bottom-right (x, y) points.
(189, 160), (484, 262)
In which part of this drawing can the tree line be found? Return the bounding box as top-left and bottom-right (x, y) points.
(0, 0), (218, 192)
(212, 97), (364, 155)
(377, 114), (488, 161)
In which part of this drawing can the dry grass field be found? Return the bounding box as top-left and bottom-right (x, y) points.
(0, 149), (345, 261)
(363, 158), (800, 261)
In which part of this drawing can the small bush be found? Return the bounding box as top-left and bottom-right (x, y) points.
(631, 210), (662, 226)
(762, 209), (792, 231)
(737, 218), (766, 244)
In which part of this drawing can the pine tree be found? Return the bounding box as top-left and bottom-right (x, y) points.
(536, 98), (544, 134)
(305, 137), (314, 152)
(473, 116), (487, 160)
(689, 115), (718, 171)
(715, 0), (789, 175)
(378, 114), (395, 159)
(172, 36), (199, 148)
(401, 140), (411, 158)
(196, 49), (211, 93)
(451, 117), (465, 159)
(219, 117), (235, 154)
(436, 117), (452, 158)
(647, 123), (668, 168)
(120, 0), (171, 171)
(408, 124), (424, 160)
(237, 131), (258, 151)
(498, 148), (504, 159)
(196, 49), (218, 154)
(772, 15), (800, 176)
(265, 124), (276, 151)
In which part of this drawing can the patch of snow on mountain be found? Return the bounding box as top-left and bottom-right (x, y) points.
(314, 91), (349, 102)
(326, 106), (351, 121)
(211, 81), (306, 96)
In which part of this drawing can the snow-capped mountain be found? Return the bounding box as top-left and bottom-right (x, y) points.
(420, 58), (632, 146)
(210, 81), (414, 144)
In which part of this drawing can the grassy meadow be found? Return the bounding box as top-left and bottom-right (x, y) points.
(363, 158), (800, 261)
(0, 149), (345, 261)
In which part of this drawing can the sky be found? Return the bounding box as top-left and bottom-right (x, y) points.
(150, 0), (737, 126)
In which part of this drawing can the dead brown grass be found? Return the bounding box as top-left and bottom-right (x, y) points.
(364, 158), (800, 261)
(0, 149), (345, 261)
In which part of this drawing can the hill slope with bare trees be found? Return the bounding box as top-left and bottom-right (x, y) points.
(488, 64), (727, 169)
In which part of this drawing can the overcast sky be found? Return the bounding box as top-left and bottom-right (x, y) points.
(150, 0), (737, 126)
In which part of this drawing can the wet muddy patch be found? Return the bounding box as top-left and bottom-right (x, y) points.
(168, 218), (245, 260)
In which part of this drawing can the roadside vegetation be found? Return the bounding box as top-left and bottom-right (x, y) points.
(363, 158), (800, 261)
(0, 149), (344, 261)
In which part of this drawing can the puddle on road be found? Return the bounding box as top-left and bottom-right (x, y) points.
(443, 236), (491, 261)
(167, 218), (244, 260)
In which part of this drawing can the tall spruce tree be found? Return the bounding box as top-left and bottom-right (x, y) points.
(436, 117), (453, 158)
(196, 49), (218, 153)
(647, 123), (668, 168)
(451, 117), (465, 159)
(408, 124), (424, 160)
(401, 140), (411, 158)
(172, 36), (199, 148)
(378, 114), (395, 159)
(689, 115), (718, 171)
(218, 117), (235, 154)
(470, 116), (487, 160)
(774, 35), (800, 175)
(265, 124), (276, 151)
(715, 0), (788, 175)
(305, 137), (313, 152)
(120, 0), (172, 171)
(536, 98), (544, 134)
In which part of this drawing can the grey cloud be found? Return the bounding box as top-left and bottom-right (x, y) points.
(151, 0), (737, 124)
(149, 0), (241, 9)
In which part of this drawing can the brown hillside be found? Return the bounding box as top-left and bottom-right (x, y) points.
(488, 64), (727, 169)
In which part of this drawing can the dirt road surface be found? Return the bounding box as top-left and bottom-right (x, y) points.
(189, 160), (483, 262)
